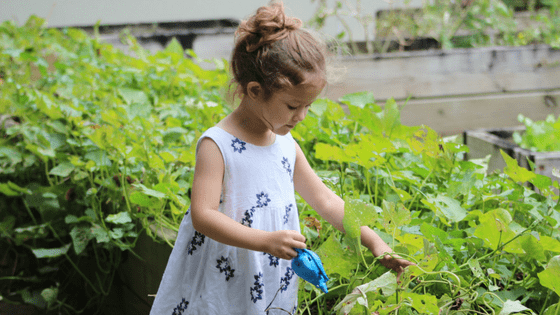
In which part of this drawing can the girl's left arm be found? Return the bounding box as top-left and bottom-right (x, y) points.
(293, 142), (414, 276)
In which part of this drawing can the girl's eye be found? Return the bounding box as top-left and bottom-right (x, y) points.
(287, 105), (298, 110)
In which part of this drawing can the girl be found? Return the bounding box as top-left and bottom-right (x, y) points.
(150, 2), (413, 314)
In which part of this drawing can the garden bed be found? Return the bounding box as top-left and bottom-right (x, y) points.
(465, 126), (560, 179)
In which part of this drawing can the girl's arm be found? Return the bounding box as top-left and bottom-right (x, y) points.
(293, 142), (414, 275)
(190, 137), (306, 260)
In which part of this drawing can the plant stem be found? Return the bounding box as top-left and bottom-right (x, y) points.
(22, 198), (38, 226)
(47, 224), (100, 295)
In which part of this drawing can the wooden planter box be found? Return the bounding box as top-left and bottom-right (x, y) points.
(463, 126), (560, 182)
(84, 20), (560, 135)
(106, 223), (177, 315)
(327, 45), (560, 135)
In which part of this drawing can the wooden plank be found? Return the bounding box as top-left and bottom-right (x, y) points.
(324, 45), (560, 101)
(394, 89), (560, 136)
(117, 225), (174, 312)
(464, 127), (521, 174)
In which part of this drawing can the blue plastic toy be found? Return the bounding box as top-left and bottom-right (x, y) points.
(291, 248), (329, 293)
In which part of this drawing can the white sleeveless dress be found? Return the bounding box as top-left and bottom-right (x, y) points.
(150, 126), (300, 315)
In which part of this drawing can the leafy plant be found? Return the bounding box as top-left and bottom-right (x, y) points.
(513, 114), (560, 152)
(3, 15), (560, 315)
(292, 92), (560, 314)
(0, 16), (229, 313)
(308, 0), (559, 53)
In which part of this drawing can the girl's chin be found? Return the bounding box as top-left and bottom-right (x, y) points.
(272, 126), (293, 135)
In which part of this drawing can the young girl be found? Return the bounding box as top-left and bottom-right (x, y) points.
(149, 2), (413, 314)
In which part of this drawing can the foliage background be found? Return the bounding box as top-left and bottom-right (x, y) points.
(1, 15), (560, 315)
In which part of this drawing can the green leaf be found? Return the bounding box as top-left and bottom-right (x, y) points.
(309, 98), (334, 116)
(339, 91), (375, 109)
(129, 191), (159, 207)
(498, 300), (531, 315)
(334, 271), (397, 314)
(381, 98), (401, 137)
(343, 198), (378, 239)
(0, 147), (23, 164)
(541, 235), (560, 252)
(381, 201), (411, 235)
(314, 143), (351, 163)
(41, 287), (58, 308)
(164, 37), (185, 56)
(6, 181), (32, 195)
(0, 182), (21, 196)
(20, 289), (47, 309)
(423, 194), (467, 225)
(500, 150), (535, 183)
(49, 162), (75, 177)
(401, 292), (439, 314)
(91, 224), (110, 243)
(109, 227), (125, 239)
(316, 234), (358, 279)
(543, 303), (560, 315)
(32, 244), (71, 259)
(474, 209), (523, 253)
(134, 183), (167, 199)
(520, 234), (546, 262)
(531, 173), (552, 190)
(119, 87), (149, 105)
(105, 211), (132, 224)
(538, 255), (560, 296)
(468, 258), (484, 279)
(70, 225), (93, 255)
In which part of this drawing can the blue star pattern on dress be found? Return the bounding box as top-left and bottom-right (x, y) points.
(171, 298), (189, 315)
(281, 157), (293, 182)
(250, 272), (264, 303)
(283, 204), (293, 225)
(187, 231), (205, 255)
(280, 267), (295, 292)
(216, 256), (235, 281)
(241, 206), (257, 227)
(256, 192), (271, 207)
(231, 138), (247, 153)
(263, 252), (279, 267)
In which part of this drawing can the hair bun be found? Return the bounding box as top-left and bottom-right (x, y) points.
(236, 1), (303, 52)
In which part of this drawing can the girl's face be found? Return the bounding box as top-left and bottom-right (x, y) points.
(255, 73), (326, 135)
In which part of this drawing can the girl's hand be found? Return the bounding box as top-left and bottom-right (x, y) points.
(265, 230), (306, 260)
(378, 254), (416, 282)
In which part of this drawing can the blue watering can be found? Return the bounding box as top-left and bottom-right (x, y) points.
(291, 248), (329, 293)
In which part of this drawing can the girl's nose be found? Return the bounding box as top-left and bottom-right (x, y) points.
(294, 107), (308, 122)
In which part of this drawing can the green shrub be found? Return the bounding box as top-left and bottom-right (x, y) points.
(0, 16), (229, 313)
(2, 16), (560, 315)
(514, 114), (560, 152)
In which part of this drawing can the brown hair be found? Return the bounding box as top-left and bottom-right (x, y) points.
(230, 1), (328, 100)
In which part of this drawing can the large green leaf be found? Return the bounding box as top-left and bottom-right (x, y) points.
(401, 292), (439, 314)
(49, 162), (75, 177)
(315, 234), (358, 279)
(334, 271), (397, 314)
(339, 91), (375, 109)
(343, 198), (378, 239)
(70, 225), (93, 255)
(500, 150), (535, 183)
(105, 211), (132, 224)
(474, 209), (523, 253)
(381, 200), (411, 235)
(498, 300), (531, 315)
(32, 244), (71, 259)
(423, 194), (467, 225)
(538, 255), (560, 296)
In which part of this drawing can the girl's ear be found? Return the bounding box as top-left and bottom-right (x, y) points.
(247, 81), (263, 101)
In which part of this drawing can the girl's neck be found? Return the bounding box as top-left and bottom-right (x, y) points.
(218, 99), (276, 146)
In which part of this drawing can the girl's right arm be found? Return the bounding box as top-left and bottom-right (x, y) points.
(190, 137), (306, 260)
